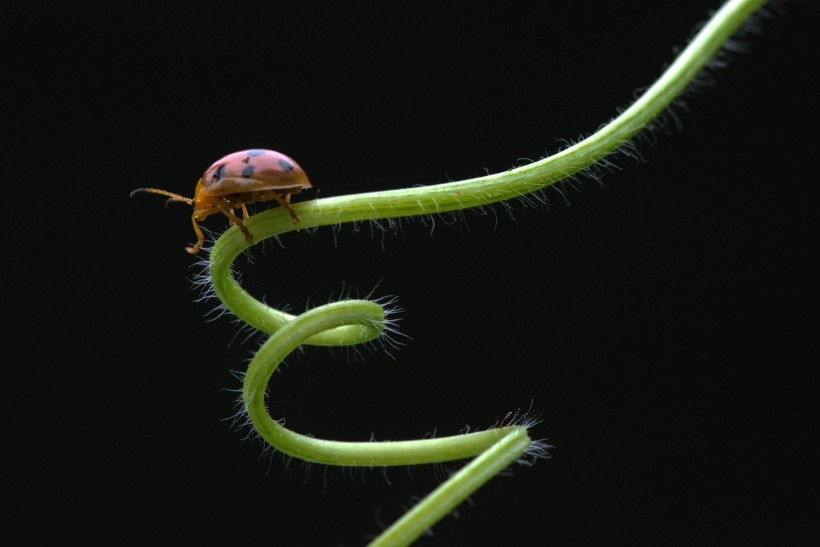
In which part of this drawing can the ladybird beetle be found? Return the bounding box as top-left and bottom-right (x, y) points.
(131, 149), (312, 254)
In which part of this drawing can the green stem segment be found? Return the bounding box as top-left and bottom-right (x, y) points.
(243, 300), (519, 466)
(206, 1), (766, 545)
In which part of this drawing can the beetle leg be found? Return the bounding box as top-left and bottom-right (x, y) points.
(241, 204), (250, 219)
(270, 192), (301, 223)
(218, 208), (254, 243)
(185, 215), (206, 254)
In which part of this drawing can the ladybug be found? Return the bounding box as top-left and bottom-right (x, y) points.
(131, 149), (312, 254)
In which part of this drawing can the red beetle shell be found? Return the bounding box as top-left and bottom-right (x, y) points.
(194, 149), (311, 210)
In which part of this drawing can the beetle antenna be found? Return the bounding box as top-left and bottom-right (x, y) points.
(130, 187), (194, 207)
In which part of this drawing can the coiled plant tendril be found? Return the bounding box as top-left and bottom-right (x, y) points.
(193, 1), (767, 544)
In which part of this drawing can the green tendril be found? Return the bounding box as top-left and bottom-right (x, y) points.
(203, 1), (766, 544)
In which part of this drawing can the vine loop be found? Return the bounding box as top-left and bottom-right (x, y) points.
(198, 1), (766, 544)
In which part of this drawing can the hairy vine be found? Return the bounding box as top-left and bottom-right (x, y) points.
(145, 1), (770, 544)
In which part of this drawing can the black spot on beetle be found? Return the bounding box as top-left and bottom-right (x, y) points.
(278, 159), (294, 172)
(247, 149), (266, 157)
(242, 165), (256, 178)
(214, 164), (226, 180)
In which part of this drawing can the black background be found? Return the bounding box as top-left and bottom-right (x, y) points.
(8, 1), (818, 545)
